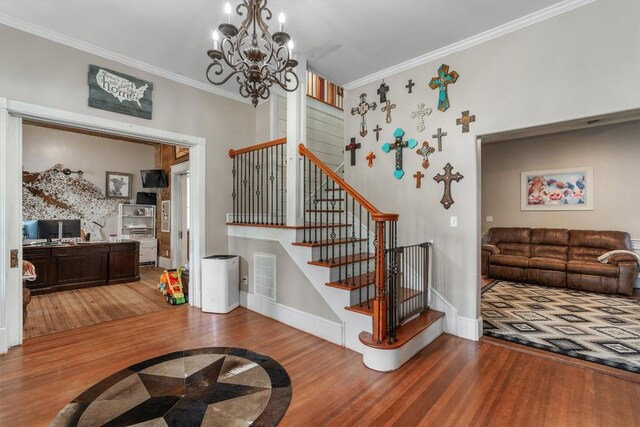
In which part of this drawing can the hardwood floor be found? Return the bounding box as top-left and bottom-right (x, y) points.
(24, 267), (170, 338)
(2, 306), (640, 426)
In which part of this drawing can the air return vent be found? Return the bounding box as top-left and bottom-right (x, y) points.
(254, 253), (276, 302)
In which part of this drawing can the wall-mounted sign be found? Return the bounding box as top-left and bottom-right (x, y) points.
(88, 65), (153, 119)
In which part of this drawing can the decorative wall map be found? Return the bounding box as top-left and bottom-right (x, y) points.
(23, 164), (121, 239)
(88, 64), (153, 119)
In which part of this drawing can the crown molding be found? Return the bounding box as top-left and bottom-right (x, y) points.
(0, 12), (253, 105)
(343, 0), (596, 90)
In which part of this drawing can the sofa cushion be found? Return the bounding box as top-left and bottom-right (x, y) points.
(566, 260), (618, 278)
(567, 274), (619, 294)
(527, 269), (566, 287)
(569, 230), (632, 251)
(490, 254), (529, 268)
(531, 228), (569, 245)
(486, 227), (531, 245)
(568, 246), (606, 262)
(531, 244), (568, 261)
(529, 257), (566, 271)
(496, 242), (530, 258)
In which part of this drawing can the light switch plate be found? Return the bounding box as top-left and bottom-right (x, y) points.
(450, 216), (458, 227)
(486, 216), (493, 222)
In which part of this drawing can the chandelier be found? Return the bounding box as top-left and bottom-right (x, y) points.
(206, 0), (299, 107)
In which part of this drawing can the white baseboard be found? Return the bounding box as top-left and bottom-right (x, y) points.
(240, 291), (344, 346)
(457, 316), (483, 341)
(0, 327), (7, 354)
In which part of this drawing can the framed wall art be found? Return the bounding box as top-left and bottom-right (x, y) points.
(521, 167), (593, 211)
(105, 171), (133, 200)
(174, 145), (189, 160)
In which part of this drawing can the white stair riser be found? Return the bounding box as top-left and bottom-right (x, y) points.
(310, 242), (372, 259)
(349, 284), (377, 306)
(327, 260), (375, 282)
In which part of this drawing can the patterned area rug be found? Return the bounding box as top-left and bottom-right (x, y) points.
(482, 281), (640, 373)
(50, 347), (292, 426)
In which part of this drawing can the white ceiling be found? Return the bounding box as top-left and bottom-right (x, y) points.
(0, 0), (571, 99)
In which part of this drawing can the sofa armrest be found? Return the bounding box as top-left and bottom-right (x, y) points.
(608, 255), (640, 266)
(482, 244), (500, 255)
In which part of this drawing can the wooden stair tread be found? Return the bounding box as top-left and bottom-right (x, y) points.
(359, 309), (445, 349)
(307, 252), (374, 268)
(343, 287), (423, 315)
(227, 222), (351, 230)
(325, 271), (375, 290)
(292, 238), (367, 248)
(345, 300), (374, 315)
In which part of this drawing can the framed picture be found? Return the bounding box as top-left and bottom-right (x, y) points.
(161, 200), (171, 232)
(174, 146), (189, 160)
(105, 171), (133, 200)
(521, 167), (593, 211)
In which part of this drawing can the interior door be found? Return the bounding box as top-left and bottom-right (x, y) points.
(178, 173), (190, 266)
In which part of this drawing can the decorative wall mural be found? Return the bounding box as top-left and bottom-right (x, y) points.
(382, 128), (417, 180)
(23, 164), (121, 239)
(456, 110), (476, 133)
(381, 100), (396, 124)
(410, 103), (432, 132)
(88, 65), (153, 119)
(433, 163), (464, 209)
(428, 64), (459, 112)
(350, 93), (377, 137)
(521, 167), (593, 211)
(416, 141), (436, 169)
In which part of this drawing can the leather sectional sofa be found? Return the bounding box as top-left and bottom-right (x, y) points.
(482, 227), (638, 296)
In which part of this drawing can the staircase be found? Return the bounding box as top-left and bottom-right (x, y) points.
(227, 138), (444, 371)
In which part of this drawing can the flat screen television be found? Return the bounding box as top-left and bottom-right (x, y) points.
(141, 169), (168, 188)
(37, 220), (81, 240)
(22, 220), (38, 240)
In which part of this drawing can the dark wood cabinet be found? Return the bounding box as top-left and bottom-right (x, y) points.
(23, 241), (140, 295)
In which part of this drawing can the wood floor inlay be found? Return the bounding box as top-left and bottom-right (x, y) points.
(2, 306), (640, 426)
(24, 267), (170, 338)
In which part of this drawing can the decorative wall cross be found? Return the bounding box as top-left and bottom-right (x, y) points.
(406, 79), (415, 94)
(433, 163), (464, 209)
(351, 93), (377, 137)
(366, 151), (376, 168)
(373, 124), (382, 142)
(381, 100), (396, 124)
(345, 137), (361, 166)
(413, 171), (425, 189)
(456, 110), (476, 133)
(410, 102), (432, 132)
(377, 81), (389, 103)
(428, 63), (459, 112)
(382, 128), (418, 180)
(432, 127), (447, 152)
(416, 141), (436, 169)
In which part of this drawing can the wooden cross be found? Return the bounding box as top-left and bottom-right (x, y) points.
(413, 171), (425, 189)
(345, 137), (361, 166)
(428, 63), (459, 112)
(432, 127), (447, 152)
(410, 102), (432, 132)
(456, 110), (476, 133)
(366, 151), (376, 168)
(433, 163), (464, 209)
(382, 128), (418, 180)
(350, 93), (377, 137)
(373, 124), (382, 142)
(381, 100), (396, 124)
(416, 141), (436, 169)
(405, 79), (415, 94)
(377, 81), (389, 103)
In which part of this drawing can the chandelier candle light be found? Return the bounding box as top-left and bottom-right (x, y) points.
(206, 0), (299, 107)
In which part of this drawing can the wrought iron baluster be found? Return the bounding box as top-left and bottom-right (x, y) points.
(242, 153), (248, 224)
(366, 213), (370, 308)
(313, 163), (318, 244)
(358, 203), (362, 294)
(232, 156), (236, 223)
(280, 143), (284, 225)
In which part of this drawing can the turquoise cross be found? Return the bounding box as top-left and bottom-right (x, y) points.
(429, 64), (459, 112)
(382, 128), (417, 180)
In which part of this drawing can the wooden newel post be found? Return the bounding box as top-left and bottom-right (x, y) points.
(373, 221), (387, 344)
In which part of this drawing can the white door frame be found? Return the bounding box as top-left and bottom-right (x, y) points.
(0, 98), (207, 353)
(170, 161), (190, 268)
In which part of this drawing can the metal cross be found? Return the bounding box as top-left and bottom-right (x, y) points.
(433, 163), (464, 209)
(410, 102), (432, 132)
(377, 81), (389, 103)
(432, 127), (447, 152)
(456, 110), (476, 133)
(406, 79), (415, 94)
(350, 93), (377, 137)
(413, 171), (425, 189)
(366, 151), (376, 168)
(380, 100), (396, 124)
(382, 128), (418, 180)
(428, 63), (459, 112)
(373, 124), (382, 142)
(345, 137), (361, 166)
(416, 141), (436, 169)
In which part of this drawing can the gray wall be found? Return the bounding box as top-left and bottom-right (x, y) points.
(482, 121), (640, 235)
(229, 237), (341, 322)
(343, 0), (640, 319)
(0, 24), (256, 254)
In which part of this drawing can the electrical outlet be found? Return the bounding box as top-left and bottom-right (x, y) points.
(450, 216), (457, 227)
(486, 216), (493, 222)
(242, 276), (248, 284)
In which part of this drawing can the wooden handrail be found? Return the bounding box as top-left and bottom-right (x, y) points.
(298, 143), (399, 222)
(229, 137), (287, 158)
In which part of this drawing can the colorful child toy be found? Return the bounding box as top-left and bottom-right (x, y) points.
(158, 268), (187, 305)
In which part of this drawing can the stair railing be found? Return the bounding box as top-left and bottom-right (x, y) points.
(228, 138), (287, 225)
(299, 144), (399, 344)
